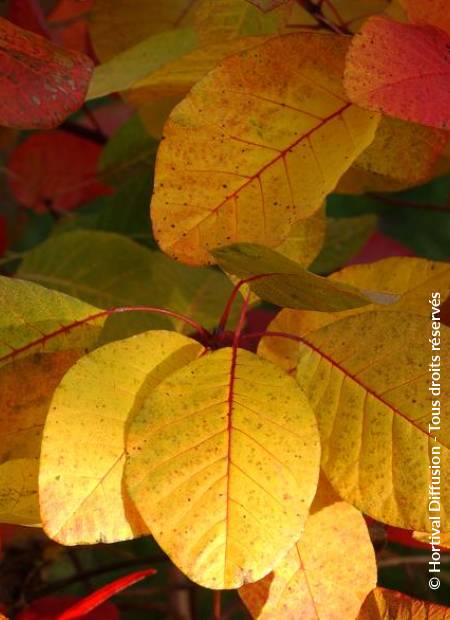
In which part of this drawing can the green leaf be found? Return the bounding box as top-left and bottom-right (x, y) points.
(311, 215), (377, 275)
(99, 115), (157, 186)
(0, 275), (103, 363)
(17, 230), (240, 337)
(56, 175), (155, 246)
(213, 243), (395, 311)
(87, 27), (199, 100)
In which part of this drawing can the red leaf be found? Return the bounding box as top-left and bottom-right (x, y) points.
(344, 16), (450, 130)
(48, 0), (93, 22)
(348, 231), (414, 265)
(8, 131), (112, 213)
(47, 0), (94, 55)
(7, 0), (50, 38)
(0, 17), (93, 129)
(16, 597), (118, 620)
(57, 568), (156, 620)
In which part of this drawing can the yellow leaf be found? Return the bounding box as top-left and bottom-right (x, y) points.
(0, 352), (81, 525)
(337, 117), (448, 194)
(259, 310), (450, 530)
(126, 35), (271, 109)
(40, 330), (203, 545)
(0, 276), (104, 364)
(259, 256), (450, 373)
(125, 347), (320, 588)
(127, 37), (273, 140)
(0, 277), (105, 524)
(240, 476), (376, 619)
(151, 32), (379, 265)
(358, 587), (450, 619)
(275, 205), (326, 267)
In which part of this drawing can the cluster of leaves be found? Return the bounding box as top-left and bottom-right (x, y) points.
(1, 0), (450, 618)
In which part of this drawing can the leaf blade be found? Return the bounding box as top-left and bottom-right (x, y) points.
(125, 347), (320, 588)
(152, 32), (379, 265)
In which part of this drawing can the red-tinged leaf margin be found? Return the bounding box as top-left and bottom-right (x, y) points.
(57, 568), (156, 620)
(0, 17), (93, 129)
(344, 16), (450, 130)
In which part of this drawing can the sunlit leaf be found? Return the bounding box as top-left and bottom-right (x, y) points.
(213, 243), (392, 311)
(344, 16), (450, 130)
(125, 35), (270, 117)
(259, 310), (450, 530)
(0, 352), (81, 525)
(240, 477), (376, 619)
(152, 32), (379, 265)
(8, 131), (111, 214)
(0, 17), (93, 129)
(125, 347), (320, 588)
(259, 256), (450, 371)
(357, 587), (450, 619)
(0, 276), (104, 364)
(0, 276), (105, 524)
(40, 330), (203, 544)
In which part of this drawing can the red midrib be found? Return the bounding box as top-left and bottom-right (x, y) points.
(209, 102), (352, 218)
(223, 345), (238, 578)
(287, 331), (441, 444)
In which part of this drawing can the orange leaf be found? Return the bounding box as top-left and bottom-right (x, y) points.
(8, 131), (111, 213)
(57, 569), (156, 619)
(0, 18), (93, 129)
(358, 587), (450, 619)
(400, 0), (450, 37)
(344, 16), (450, 130)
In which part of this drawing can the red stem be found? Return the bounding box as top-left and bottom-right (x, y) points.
(218, 273), (279, 333)
(0, 305), (210, 364)
(213, 591), (222, 620)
